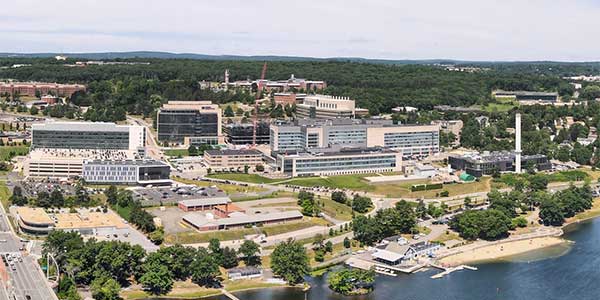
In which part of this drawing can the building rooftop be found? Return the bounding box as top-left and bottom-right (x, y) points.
(54, 211), (128, 230)
(84, 159), (169, 167)
(16, 207), (54, 225)
(32, 121), (137, 132)
(179, 197), (232, 207)
(205, 149), (263, 156)
(282, 146), (400, 158)
(450, 151), (547, 164)
(183, 210), (303, 228)
(372, 249), (405, 262)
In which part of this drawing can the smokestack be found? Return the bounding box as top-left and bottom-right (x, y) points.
(515, 113), (522, 173)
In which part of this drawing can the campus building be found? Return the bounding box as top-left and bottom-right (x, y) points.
(295, 95), (355, 119)
(493, 90), (559, 103)
(226, 74), (326, 92)
(273, 93), (306, 106)
(182, 210), (303, 231)
(223, 122), (270, 145)
(31, 121), (145, 151)
(203, 149), (263, 169)
(276, 146), (402, 177)
(270, 119), (440, 158)
(157, 101), (224, 144)
(431, 120), (463, 146)
(15, 207), (128, 236)
(82, 159), (171, 185)
(448, 151), (551, 177)
(0, 81), (86, 98)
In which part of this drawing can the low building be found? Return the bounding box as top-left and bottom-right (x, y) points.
(276, 146), (402, 177)
(182, 210), (303, 231)
(493, 90), (559, 103)
(449, 151), (551, 177)
(273, 93), (306, 106)
(203, 149), (263, 169)
(431, 120), (463, 146)
(296, 95), (355, 119)
(15, 207), (54, 235)
(0, 81), (86, 98)
(414, 163), (437, 178)
(178, 197), (233, 212)
(82, 159), (171, 185)
(227, 266), (263, 280)
(15, 207), (129, 236)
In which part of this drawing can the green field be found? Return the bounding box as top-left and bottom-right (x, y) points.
(0, 180), (10, 210)
(172, 176), (268, 194)
(0, 146), (29, 161)
(207, 173), (282, 184)
(164, 149), (190, 157)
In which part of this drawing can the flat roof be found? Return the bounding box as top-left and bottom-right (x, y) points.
(183, 210), (303, 228)
(179, 197), (231, 207)
(372, 249), (405, 262)
(16, 207), (54, 225)
(84, 159), (169, 167)
(32, 121), (138, 132)
(54, 211), (128, 230)
(205, 149), (263, 156)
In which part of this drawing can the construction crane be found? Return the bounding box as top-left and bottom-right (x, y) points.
(252, 62), (268, 147)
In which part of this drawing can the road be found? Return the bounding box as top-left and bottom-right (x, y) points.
(126, 115), (163, 160)
(0, 178), (58, 300)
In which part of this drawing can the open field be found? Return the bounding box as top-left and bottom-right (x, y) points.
(164, 149), (190, 157)
(0, 180), (10, 210)
(318, 197), (354, 221)
(0, 145), (29, 161)
(172, 176), (268, 194)
(207, 173), (491, 198)
(121, 280), (221, 299)
(208, 173), (282, 184)
(164, 217), (330, 244)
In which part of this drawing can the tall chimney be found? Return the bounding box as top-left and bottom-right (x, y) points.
(515, 113), (522, 173)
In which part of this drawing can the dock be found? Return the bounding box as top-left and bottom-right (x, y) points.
(430, 264), (477, 279)
(221, 289), (240, 300)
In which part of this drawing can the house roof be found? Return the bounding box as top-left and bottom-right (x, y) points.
(372, 249), (405, 262)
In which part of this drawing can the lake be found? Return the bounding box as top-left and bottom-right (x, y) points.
(215, 217), (600, 300)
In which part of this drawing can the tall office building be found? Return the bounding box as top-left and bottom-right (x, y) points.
(157, 101), (224, 145)
(270, 119), (440, 158)
(31, 121), (145, 151)
(223, 122), (270, 145)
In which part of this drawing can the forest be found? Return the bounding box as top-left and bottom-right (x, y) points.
(0, 57), (580, 119)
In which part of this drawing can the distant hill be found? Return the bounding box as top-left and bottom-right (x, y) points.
(0, 51), (497, 65)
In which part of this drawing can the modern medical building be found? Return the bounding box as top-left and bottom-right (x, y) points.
(449, 151), (551, 177)
(82, 159), (171, 185)
(270, 119), (440, 158)
(31, 121), (145, 151)
(223, 122), (270, 145)
(157, 101), (224, 145)
(276, 146), (402, 177)
(295, 95), (356, 119)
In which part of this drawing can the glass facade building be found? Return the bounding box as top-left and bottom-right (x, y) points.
(31, 122), (144, 150)
(158, 109), (220, 143)
(383, 131), (439, 156)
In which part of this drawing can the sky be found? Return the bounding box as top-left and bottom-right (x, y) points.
(1, 0), (600, 61)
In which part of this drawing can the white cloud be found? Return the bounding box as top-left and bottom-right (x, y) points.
(1, 0), (599, 61)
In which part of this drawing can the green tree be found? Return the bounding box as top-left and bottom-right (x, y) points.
(105, 185), (118, 205)
(343, 237), (351, 249)
(328, 268), (375, 295)
(238, 240), (260, 266)
(270, 239), (309, 284)
(139, 252), (174, 295)
(220, 246), (239, 269)
(190, 248), (220, 286)
(351, 195), (372, 213)
(224, 106), (235, 117)
(50, 189), (65, 207)
(331, 191), (347, 204)
(539, 198), (564, 226)
(9, 186), (27, 206)
(90, 276), (121, 300)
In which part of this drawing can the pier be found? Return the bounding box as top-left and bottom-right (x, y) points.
(430, 264), (478, 279)
(221, 289), (240, 300)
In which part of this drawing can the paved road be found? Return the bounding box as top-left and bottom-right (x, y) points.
(0, 189), (57, 300)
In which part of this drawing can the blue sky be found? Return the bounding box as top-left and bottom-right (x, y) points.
(1, 0), (599, 61)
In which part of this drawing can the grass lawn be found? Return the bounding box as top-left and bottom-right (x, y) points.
(319, 197), (354, 221)
(172, 176), (268, 194)
(165, 218), (330, 244)
(0, 145), (29, 161)
(164, 149), (190, 157)
(121, 280), (220, 300)
(112, 204), (132, 220)
(231, 191), (296, 202)
(208, 173), (282, 184)
(224, 279), (284, 292)
(431, 231), (462, 244)
(0, 180), (10, 210)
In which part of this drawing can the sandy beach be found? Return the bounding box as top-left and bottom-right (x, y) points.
(438, 236), (567, 266)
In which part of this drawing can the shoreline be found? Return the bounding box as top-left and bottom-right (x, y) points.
(437, 209), (600, 267)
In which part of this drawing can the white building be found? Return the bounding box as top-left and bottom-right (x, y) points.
(296, 95), (355, 119)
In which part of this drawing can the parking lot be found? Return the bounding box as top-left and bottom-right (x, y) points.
(147, 207), (190, 234)
(133, 185), (227, 207)
(18, 179), (76, 198)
